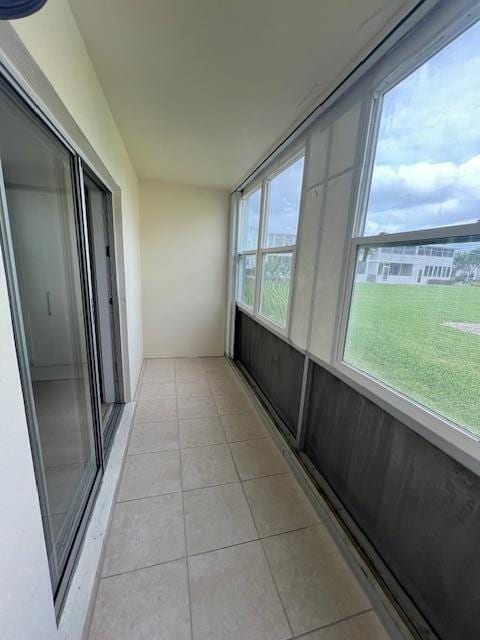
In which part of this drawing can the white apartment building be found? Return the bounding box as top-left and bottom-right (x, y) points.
(355, 244), (455, 285)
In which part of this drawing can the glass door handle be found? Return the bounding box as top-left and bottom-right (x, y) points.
(46, 291), (53, 316)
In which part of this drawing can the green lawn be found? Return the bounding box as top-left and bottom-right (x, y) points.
(243, 278), (290, 327)
(260, 281), (290, 326)
(345, 283), (480, 436)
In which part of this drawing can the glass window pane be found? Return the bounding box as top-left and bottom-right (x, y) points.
(259, 252), (293, 327)
(0, 83), (99, 589)
(264, 156), (304, 248)
(344, 237), (480, 436)
(239, 188), (261, 251)
(237, 254), (256, 308)
(364, 20), (480, 236)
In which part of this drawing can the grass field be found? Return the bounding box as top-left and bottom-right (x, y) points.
(344, 283), (480, 436)
(260, 281), (290, 326)
(243, 278), (290, 327)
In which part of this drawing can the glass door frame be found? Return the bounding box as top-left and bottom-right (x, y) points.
(80, 162), (125, 454)
(0, 73), (124, 616)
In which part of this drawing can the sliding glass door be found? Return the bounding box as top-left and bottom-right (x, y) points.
(0, 77), (122, 608)
(83, 170), (122, 448)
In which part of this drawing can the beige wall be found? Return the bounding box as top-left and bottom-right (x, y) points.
(12, 0), (143, 398)
(140, 181), (229, 357)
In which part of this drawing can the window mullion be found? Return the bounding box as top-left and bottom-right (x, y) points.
(259, 244), (297, 254)
(253, 180), (268, 315)
(357, 222), (480, 247)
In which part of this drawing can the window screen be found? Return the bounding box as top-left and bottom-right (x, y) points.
(239, 188), (261, 251)
(237, 254), (256, 309)
(344, 18), (480, 438)
(259, 252), (293, 328)
(345, 238), (480, 435)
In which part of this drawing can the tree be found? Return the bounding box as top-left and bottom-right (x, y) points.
(454, 249), (480, 281)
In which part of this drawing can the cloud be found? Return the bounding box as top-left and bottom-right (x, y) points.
(366, 156), (480, 234)
(375, 20), (480, 168)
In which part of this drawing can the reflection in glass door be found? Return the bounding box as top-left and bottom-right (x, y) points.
(0, 81), (101, 599)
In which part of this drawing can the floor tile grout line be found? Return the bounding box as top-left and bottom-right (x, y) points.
(178, 434), (269, 450)
(117, 469), (298, 506)
(181, 429), (269, 448)
(241, 470), (291, 485)
(177, 394), (214, 400)
(179, 438), (227, 450)
(131, 417), (178, 425)
(182, 471), (290, 491)
(96, 525), (335, 585)
(293, 607), (374, 639)
(258, 533), (295, 638)
(186, 536), (260, 560)
(177, 391), (195, 640)
(237, 469), (293, 482)
(116, 488), (182, 504)
(259, 524), (317, 542)
(115, 493), (316, 539)
(126, 447), (180, 457)
(206, 372), (216, 397)
(224, 434), (270, 444)
(133, 417), (179, 426)
(126, 433), (270, 453)
(185, 523), (318, 560)
(220, 406), (295, 640)
(100, 554), (187, 581)
(180, 440), (230, 453)
(234, 444), (296, 638)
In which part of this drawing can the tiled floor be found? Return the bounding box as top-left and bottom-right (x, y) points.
(88, 357), (391, 640)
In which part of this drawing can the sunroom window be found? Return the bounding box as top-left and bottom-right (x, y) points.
(236, 153), (305, 330)
(343, 19), (480, 437)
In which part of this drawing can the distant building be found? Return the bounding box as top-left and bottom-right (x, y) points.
(266, 232), (296, 247)
(244, 228), (296, 249)
(355, 245), (455, 285)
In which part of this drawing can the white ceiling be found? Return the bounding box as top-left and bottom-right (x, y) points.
(69, 0), (413, 189)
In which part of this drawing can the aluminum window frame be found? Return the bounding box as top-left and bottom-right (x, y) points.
(235, 148), (306, 334)
(334, 8), (480, 464)
(236, 182), (262, 313)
